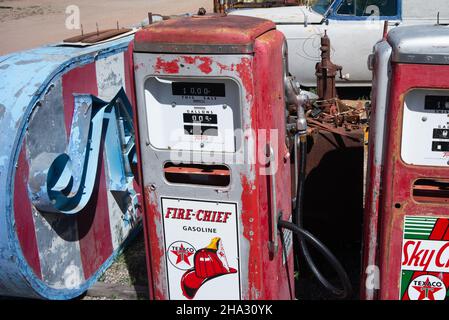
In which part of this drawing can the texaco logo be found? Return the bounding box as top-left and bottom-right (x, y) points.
(408, 275), (447, 300)
(167, 241), (196, 271)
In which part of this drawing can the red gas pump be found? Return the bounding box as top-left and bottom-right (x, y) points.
(132, 14), (294, 300)
(132, 13), (351, 300)
(364, 24), (449, 300)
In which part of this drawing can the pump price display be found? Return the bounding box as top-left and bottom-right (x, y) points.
(183, 113), (218, 136)
(183, 113), (217, 124)
(172, 82), (226, 97)
(425, 95), (449, 111)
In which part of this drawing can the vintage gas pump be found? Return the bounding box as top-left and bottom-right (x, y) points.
(133, 14), (295, 300)
(133, 13), (352, 300)
(364, 25), (449, 300)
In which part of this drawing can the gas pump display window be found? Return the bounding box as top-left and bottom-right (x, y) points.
(172, 82), (226, 97)
(183, 114), (218, 136)
(402, 89), (449, 166)
(425, 95), (449, 112)
(144, 77), (241, 153)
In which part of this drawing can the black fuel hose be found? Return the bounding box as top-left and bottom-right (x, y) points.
(280, 134), (352, 299)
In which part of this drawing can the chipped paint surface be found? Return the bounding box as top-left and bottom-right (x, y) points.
(377, 63), (449, 300)
(181, 56), (213, 74)
(0, 34), (143, 299)
(361, 40), (392, 300)
(134, 24), (293, 300)
(154, 57), (180, 74)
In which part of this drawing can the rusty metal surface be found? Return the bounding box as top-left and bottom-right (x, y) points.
(134, 14), (275, 54)
(361, 38), (392, 301)
(305, 97), (367, 143)
(315, 31), (343, 112)
(134, 15), (294, 298)
(378, 63), (449, 300)
(64, 28), (133, 44)
(298, 128), (364, 300)
(215, 0), (299, 11)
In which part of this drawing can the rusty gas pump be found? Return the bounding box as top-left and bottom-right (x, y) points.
(133, 14), (294, 300)
(363, 24), (449, 301)
(132, 13), (351, 300)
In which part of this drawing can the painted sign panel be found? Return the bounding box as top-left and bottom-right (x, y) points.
(161, 197), (241, 300)
(400, 216), (449, 300)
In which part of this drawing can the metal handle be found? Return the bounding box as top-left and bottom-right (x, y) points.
(267, 144), (279, 256)
(292, 133), (300, 206)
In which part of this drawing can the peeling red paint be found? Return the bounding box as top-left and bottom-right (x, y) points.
(375, 63), (449, 300)
(137, 19), (291, 300)
(144, 187), (167, 299)
(14, 146), (42, 279)
(198, 57), (213, 74)
(240, 173), (262, 299)
(181, 56), (196, 65)
(216, 61), (234, 74)
(154, 57), (180, 74)
(181, 56), (213, 74)
(236, 58), (253, 103)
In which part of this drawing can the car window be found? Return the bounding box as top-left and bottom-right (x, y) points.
(336, 0), (398, 17)
(312, 0), (335, 15)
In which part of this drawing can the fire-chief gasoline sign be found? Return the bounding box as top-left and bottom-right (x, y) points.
(161, 197), (241, 300)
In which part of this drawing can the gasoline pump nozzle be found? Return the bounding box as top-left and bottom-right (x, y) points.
(280, 74), (352, 300)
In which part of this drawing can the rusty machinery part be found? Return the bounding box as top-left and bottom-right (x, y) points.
(213, 0), (227, 14)
(197, 7), (207, 16)
(214, 0), (300, 12)
(300, 95), (369, 143)
(63, 28), (132, 44)
(315, 30), (343, 112)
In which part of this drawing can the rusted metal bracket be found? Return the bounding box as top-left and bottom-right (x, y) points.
(63, 28), (132, 44)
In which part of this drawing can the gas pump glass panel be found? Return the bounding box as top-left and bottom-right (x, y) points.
(402, 89), (449, 167)
(144, 77), (241, 153)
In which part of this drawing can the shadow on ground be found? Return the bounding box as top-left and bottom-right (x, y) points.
(295, 143), (364, 300)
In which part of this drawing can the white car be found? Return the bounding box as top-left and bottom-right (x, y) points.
(228, 0), (449, 87)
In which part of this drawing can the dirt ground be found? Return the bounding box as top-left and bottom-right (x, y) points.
(0, 0), (213, 55)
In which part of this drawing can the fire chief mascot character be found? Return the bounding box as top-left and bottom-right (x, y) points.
(181, 237), (237, 299)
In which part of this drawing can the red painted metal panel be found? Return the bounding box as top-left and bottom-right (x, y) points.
(254, 30), (294, 300)
(62, 62), (114, 279)
(136, 16), (292, 300)
(378, 63), (449, 300)
(126, 41), (154, 299)
(145, 186), (167, 300)
(13, 146), (42, 279)
(76, 154), (114, 279)
(134, 15), (275, 48)
(62, 63), (98, 137)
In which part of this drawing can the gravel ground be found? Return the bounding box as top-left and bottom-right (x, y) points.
(82, 230), (149, 300)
